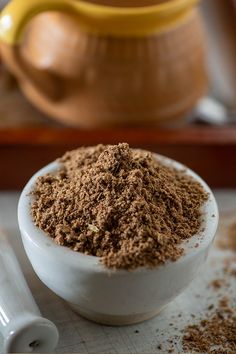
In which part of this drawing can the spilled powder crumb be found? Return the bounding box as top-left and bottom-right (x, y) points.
(31, 143), (208, 270)
(182, 297), (236, 353)
(210, 278), (225, 290)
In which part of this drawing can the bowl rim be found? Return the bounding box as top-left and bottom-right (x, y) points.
(18, 152), (219, 275)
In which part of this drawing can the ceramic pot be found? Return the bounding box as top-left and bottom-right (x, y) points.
(86, 0), (168, 6)
(18, 153), (218, 326)
(0, 0), (207, 127)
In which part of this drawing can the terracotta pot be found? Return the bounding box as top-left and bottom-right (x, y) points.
(0, 0), (207, 127)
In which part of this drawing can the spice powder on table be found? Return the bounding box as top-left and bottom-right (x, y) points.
(182, 297), (236, 353)
(31, 143), (208, 270)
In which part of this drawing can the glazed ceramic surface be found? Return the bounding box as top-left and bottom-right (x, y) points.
(0, 0), (207, 127)
(0, 231), (59, 353)
(18, 154), (218, 325)
(86, 1), (169, 6)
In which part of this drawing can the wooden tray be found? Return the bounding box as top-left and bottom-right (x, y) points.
(0, 76), (235, 190)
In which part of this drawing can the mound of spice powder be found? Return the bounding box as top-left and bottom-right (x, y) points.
(31, 143), (208, 270)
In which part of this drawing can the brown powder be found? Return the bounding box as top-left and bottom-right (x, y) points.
(180, 214), (236, 353)
(230, 268), (236, 277)
(31, 143), (208, 270)
(182, 297), (236, 353)
(210, 278), (225, 290)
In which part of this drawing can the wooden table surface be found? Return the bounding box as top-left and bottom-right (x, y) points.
(2, 124), (236, 189)
(0, 72), (236, 189)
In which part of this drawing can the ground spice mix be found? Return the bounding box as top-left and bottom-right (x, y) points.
(182, 297), (236, 353)
(31, 143), (208, 270)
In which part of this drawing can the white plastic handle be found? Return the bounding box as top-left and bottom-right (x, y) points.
(0, 230), (59, 353)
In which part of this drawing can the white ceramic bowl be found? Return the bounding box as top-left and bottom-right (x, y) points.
(18, 154), (219, 326)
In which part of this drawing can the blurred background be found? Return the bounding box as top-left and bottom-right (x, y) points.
(0, 0), (235, 189)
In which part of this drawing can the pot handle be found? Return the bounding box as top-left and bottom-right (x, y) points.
(0, 0), (77, 100)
